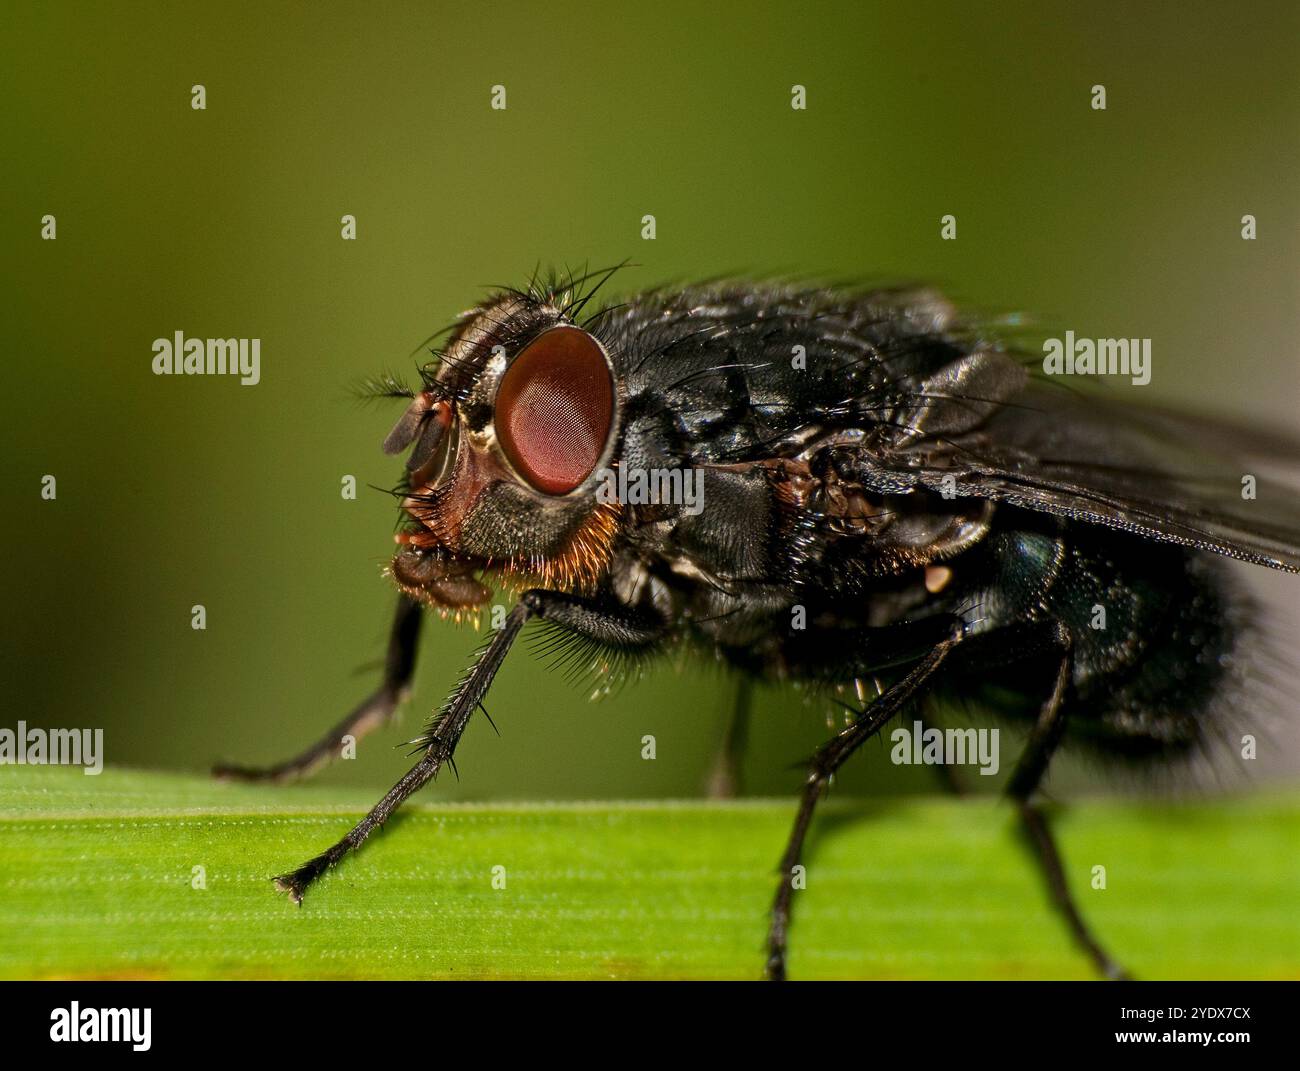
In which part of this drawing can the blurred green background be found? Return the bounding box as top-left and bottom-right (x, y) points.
(2, 1), (1297, 801)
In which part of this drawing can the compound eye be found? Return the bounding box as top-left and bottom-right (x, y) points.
(494, 326), (614, 495)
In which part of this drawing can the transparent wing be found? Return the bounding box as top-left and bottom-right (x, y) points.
(870, 351), (1300, 573)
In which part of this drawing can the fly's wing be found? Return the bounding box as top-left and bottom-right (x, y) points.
(868, 347), (1300, 573)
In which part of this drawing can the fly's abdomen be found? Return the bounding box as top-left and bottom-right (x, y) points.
(1057, 539), (1243, 758)
(966, 521), (1246, 760)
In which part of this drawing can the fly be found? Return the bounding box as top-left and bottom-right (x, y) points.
(214, 265), (1300, 980)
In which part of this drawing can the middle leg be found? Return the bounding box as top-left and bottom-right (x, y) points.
(765, 623), (964, 980)
(705, 676), (752, 799)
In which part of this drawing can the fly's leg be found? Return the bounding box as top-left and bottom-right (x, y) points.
(705, 677), (752, 798)
(926, 617), (1083, 800)
(1006, 630), (1131, 981)
(275, 590), (665, 904)
(766, 624), (963, 980)
(213, 595), (423, 783)
(273, 600), (528, 902)
(916, 709), (967, 796)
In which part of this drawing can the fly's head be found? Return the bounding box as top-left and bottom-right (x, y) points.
(382, 294), (624, 614)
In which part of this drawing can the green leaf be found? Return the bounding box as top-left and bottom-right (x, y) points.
(1, 766), (1296, 979)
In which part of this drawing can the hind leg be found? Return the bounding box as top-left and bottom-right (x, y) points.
(1006, 630), (1131, 980)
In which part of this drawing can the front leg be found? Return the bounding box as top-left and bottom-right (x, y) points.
(274, 588), (665, 904)
(214, 594), (423, 783)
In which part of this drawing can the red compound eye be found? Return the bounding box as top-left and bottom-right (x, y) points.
(494, 326), (614, 495)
